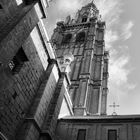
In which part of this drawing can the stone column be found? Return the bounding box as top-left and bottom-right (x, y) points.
(16, 60), (59, 140)
(40, 73), (67, 139)
(73, 78), (89, 115)
(40, 53), (73, 139)
(73, 50), (92, 116)
(101, 51), (109, 115)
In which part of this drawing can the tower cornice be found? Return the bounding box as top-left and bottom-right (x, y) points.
(63, 22), (91, 30)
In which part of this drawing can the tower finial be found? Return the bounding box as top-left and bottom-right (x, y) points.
(92, 0), (95, 4)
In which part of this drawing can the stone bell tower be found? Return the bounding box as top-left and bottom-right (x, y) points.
(51, 1), (109, 116)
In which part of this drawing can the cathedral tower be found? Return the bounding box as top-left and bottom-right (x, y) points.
(52, 1), (109, 116)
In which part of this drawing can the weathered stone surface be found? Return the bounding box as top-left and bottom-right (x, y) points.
(53, 1), (108, 116)
(0, 1), (51, 139)
(55, 116), (140, 140)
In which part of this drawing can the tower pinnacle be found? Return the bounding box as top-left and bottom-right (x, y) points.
(92, 0), (95, 4)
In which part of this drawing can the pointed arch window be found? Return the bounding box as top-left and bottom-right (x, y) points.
(82, 16), (87, 23)
(61, 33), (72, 44)
(76, 32), (85, 43)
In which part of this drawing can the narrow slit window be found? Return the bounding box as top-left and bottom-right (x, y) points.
(77, 129), (86, 140)
(108, 129), (117, 140)
(9, 47), (28, 74)
(82, 17), (87, 23)
(0, 4), (3, 9)
(12, 92), (18, 99)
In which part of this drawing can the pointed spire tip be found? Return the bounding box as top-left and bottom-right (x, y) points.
(92, 0), (95, 4)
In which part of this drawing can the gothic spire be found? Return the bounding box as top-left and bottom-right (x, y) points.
(92, 0), (95, 4)
(91, 0), (97, 7)
(83, 0), (98, 10)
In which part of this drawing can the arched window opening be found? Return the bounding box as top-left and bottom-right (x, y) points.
(65, 59), (70, 63)
(76, 32), (85, 43)
(61, 34), (72, 44)
(82, 17), (87, 23)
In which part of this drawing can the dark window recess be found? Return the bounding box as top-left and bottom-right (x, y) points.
(24, 0), (33, 5)
(108, 130), (117, 140)
(12, 92), (18, 99)
(61, 34), (72, 44)
(76, 32), (85, 43)
(9, 47), (28, 74)
(65, 59), (70, 63)
(71, 88), (77, 103)
(20, 111), (25, 118)
(0, 4), (2, 9)
(77, 129), (86, 140)
(82, 17), (87, 23)
(21, 111), (25, 115)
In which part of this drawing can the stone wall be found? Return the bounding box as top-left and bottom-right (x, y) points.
(0, 0), (24, 28)
(55, 116), (140, 140)
(0, 3), (49, 139)
(16, 62), (60, 140)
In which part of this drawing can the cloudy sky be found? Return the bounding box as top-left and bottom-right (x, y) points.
(46, 0), (140, 115)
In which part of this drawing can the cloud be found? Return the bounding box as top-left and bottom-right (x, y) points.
(97, 0), (134, 90)
(121, 21), (134, 40)
(96, 0), (133, 88)
(105, 30), (118, 49)
(109, 55), (129, 86)
(97, 0), (123, 27)
(108, 53), (136, 114)
(57, 0), (83, 15)
(96, 0), (135, 114)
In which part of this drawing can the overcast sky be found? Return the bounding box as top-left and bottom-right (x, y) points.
(46, 0), (140, 115)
